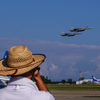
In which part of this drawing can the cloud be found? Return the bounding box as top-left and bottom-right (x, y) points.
(48, 63), (61, 81)
(49, 63), (59, 71)
(60, 55), (84, 66)
(90, 55), (100, 76)
(0, 38), (100, 81)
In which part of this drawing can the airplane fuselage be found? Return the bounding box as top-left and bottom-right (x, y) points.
(70, 28), (86, 32)
(61, 33), (75, 36)
(61, 32), (82, 37)
(70, 27), (92, 32)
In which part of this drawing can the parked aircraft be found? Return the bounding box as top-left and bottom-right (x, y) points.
(0, 75), (10, 81)
(0, 76), (10, 87)
(70, 26), (92, 32)
(92, 75), (100, 84)
(0, 80), (7, 88)
(0, 51), (10, 88)
(61, 32), (82, 37)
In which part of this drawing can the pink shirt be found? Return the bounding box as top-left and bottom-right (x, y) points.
(0, 76), (55, 100)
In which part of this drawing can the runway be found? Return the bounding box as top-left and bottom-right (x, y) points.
(51, 90), (100, 100)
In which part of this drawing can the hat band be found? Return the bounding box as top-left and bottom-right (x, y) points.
(7, 58), (35, 76)
(8, 69), (18, 76)
(0, 59), (44, 76)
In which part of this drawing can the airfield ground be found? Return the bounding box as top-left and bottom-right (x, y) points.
(51, 90), (100, 100)
(47, 84), (100, 100)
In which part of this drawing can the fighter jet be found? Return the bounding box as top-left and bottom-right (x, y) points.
(70, 26), (92, 32)
(61, 32), (82, 37)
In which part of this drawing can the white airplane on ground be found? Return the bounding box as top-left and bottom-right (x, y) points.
(70, 26), (92, 32)
(0, 75), (10, 81)
(92, 75), (100, 84)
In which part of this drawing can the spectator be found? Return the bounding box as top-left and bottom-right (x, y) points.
(0, 45), (55, 100)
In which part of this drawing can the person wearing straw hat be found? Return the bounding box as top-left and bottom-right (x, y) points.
(0, 45), (55, 100)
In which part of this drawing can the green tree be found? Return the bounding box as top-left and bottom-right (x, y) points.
(41, 75), (51, 84)
(61, 79), (66, 84)
(79, 77), (84, 80)
(68, 79), (72, 84)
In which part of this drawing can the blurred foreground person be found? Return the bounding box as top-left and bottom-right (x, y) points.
(0, 45), (55, 100)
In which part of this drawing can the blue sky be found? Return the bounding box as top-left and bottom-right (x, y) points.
(0, 0), (100, 81)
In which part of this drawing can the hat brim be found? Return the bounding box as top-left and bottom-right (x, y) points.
(0, 54), (46, 76)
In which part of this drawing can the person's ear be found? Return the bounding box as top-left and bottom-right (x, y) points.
(30, 70), (34, 74)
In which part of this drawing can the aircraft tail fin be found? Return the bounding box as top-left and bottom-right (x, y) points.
(61, 32), (65, 36)
(70, 26), (74, 30)
(92, 75), (98, 81)
(62, 32), (64, 34)
(3, 51), (8, 59)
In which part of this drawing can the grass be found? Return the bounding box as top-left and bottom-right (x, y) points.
(46, 84), (100, 90)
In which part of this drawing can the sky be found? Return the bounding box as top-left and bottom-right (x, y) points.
(0, 0), (100, 81)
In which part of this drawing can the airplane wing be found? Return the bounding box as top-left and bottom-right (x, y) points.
(75, 32), (82, 35)
(0, 75), (10, 81)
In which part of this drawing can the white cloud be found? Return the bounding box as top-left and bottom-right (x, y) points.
(49, 63), (59, 71)
(49, 63), (61, 81)
(0, 38), (100, 81)
(60, 55), (84, 65)
(90, 55), (100, 75)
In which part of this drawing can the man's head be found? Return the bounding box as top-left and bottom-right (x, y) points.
(14, 66), (40, 79)
(0, 45), (45, 76)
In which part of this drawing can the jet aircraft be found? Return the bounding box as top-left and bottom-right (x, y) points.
(70, 26), (92, 32)
(92, 75), (100, 84)
(61, 32), (82, 37)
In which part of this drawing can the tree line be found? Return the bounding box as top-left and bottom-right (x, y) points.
(33, 75), (76, 84)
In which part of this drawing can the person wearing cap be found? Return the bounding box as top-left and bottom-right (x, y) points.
(0, 46), (55, 100)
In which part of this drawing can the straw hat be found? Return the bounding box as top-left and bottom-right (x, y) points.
(0, 46), (46, 76)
